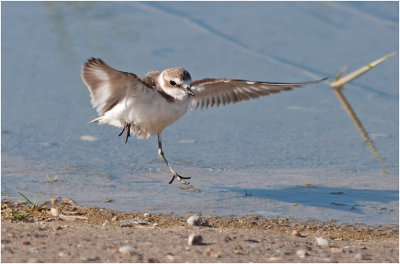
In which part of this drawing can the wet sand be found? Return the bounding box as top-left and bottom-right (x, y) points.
(1, 199), (398, 263)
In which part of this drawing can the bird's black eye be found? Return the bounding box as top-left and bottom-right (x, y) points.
(169, 80), (176, 86)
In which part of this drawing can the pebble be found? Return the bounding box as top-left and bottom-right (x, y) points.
(28, 247), (39, 254)
(296, 249), (307, 258)
(118, 246), (136, 256)
(268, 256), (283, 261)
(50, 208), (59, 217)
(292, 230), (301, 237)
(354, 253), (370, 260)
(58, 252), (66, 257)
(204, 248), (212, 256)
(204, 248), (222, 258)
(187, 234), (203, 245)
(330, 247), (343, 253)
(61, 197), (79, 207)
(22, 241), (31, 245)
(165, 254), (175, 262)
(144, 213), (150, 217)
(315, 237), (329, 247)
(187, 215), (201, 226)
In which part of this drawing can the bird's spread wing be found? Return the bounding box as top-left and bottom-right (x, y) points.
(189, 77), (328, 109)
(81, 58), (154, 116)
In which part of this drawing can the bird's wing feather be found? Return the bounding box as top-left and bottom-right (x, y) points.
(81, 58), (155, 116)
(189, 77), (327, 109)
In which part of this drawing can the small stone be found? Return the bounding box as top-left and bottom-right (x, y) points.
(330, 247), (343, 253)
(187, 215), (201, 226)
(50, 208), (59, 217)
(354, 253), (363, 260)
(354, 253), (371, 260)
(296, 249), (307, 258)
(144, 213), (150, 217)
(188, 234), (203, 245)
(58, 252), (66, 257)
(269, 256), (283, 261)
(315, 237), (329, 247)
(224, 236), (233, 242)
(61, 197), (79, 207)
(28, 247), (39, 254)
(27, 258), (39, 263)
(22, 241), (31, 245)
(165, 253), (175, 262)
(213, 252), (222, 258)
(292, 230), (301, 237)
(204, 248), (212, 256)
(153, 223), (159, 226)
(119, 245), (136, 256)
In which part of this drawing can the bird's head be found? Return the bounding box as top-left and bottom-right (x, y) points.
(159, 68), (194, 100)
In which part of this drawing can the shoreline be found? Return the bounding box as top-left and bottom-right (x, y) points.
(1, 199), (398, 262)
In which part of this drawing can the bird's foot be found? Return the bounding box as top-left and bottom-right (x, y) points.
(169, 174), (191, 185)
(118, 123), (131, 144)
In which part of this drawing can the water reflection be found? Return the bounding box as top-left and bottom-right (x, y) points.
(331, 74), (391, 176)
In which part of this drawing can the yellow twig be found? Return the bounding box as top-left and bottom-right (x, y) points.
(330, 52), (395, 88)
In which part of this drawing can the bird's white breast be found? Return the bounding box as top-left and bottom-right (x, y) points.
(97, 88), (190, 139)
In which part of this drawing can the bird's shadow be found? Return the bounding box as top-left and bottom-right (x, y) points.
(212, 185), (398, 214)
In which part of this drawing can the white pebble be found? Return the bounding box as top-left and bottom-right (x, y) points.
(187, 215), (201, 226)
(315, 237), (329, 247)
(188, 234), (203, 245)
(119, 246), (136, 256)
(144, 213), (150, 217)
(50, 208), (59, 217)
(296, 249), (307, 258)
(165, 254), (175, 262)
(292, 230), (301, 237)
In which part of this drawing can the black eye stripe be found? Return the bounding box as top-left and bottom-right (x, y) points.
(169, 80), (176, 86)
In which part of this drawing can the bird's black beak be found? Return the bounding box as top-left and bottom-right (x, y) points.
(186, 86), (195, 96)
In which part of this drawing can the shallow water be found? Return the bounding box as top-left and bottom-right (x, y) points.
(2, 2), (398, 225)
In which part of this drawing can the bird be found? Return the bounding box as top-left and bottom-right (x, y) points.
(81, 58), (327, 185)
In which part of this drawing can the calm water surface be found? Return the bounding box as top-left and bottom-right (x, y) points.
(2, 2), (398, 225)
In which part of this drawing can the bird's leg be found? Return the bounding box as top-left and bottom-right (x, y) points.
(118, 123), (131, 144)
(157, 133), (191, 185)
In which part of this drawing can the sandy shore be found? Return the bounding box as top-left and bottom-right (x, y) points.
(1, 199), (398, 263)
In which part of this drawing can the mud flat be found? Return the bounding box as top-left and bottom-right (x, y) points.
(1, 200), (398, 263)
